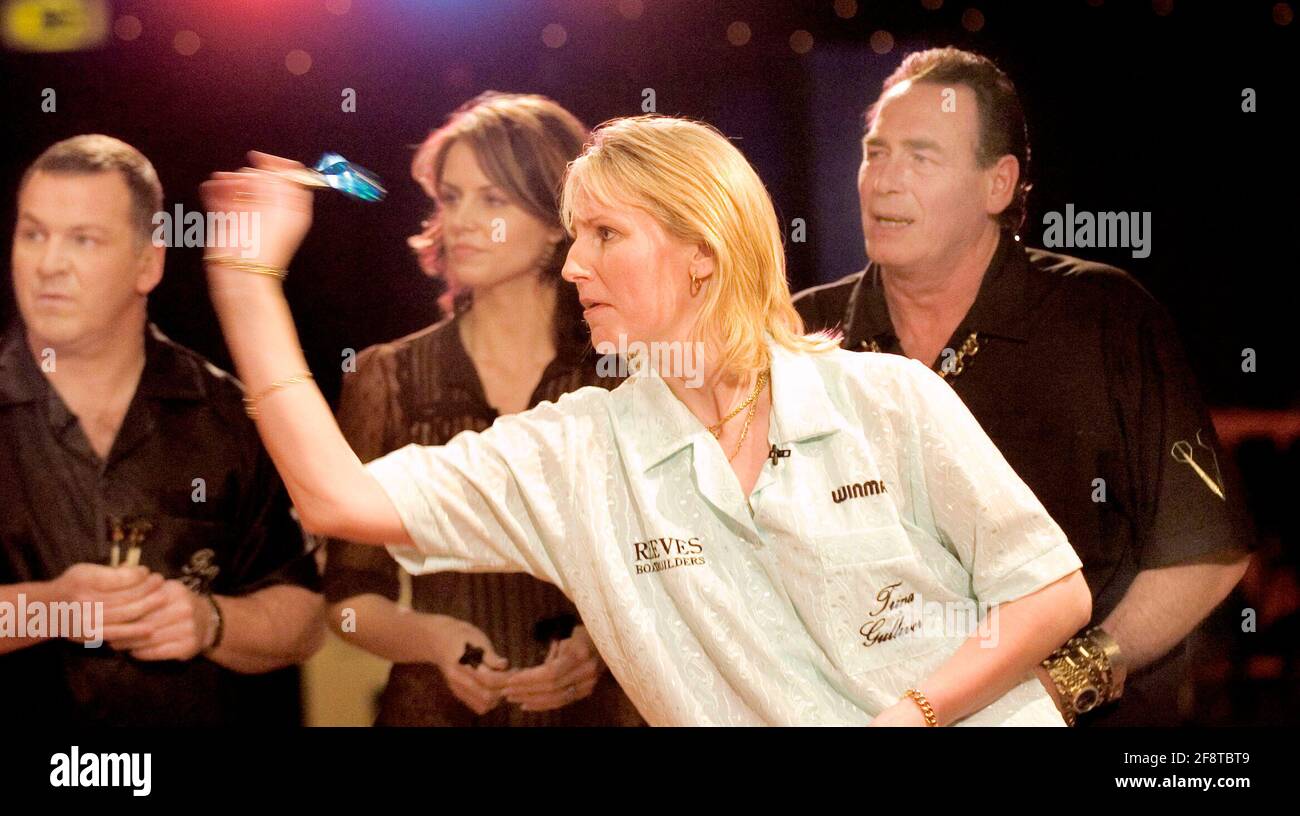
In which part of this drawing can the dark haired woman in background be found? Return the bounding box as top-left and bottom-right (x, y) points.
(322, 92), (641, 726)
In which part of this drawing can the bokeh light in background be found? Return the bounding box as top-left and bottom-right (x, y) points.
(789, 28), (813, 54)
(541, 22), (567, 48)
(617, 0), (643, 21)
(172, 28), (200, 56)
(113, 13), (140, 42)
(1, 0), (108, 51)
(285, 48), (312, 76)
(726, 21), (750, 47)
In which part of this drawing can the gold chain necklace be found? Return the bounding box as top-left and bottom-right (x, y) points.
(726, 387), (762, 461)
(708, 369), (770, 461)
(936, 332), (980, 380)
(707, 369), (769, 437)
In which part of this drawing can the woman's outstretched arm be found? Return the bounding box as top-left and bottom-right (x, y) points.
(200, 153), (410, 546)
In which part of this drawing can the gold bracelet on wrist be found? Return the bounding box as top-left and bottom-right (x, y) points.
(244, 371), (313, 419)
(1042, 654), (1087, 726)
(1082, 626), (1127, 699)
(903, 688), (938, 727)
(207, 255), (288, 281)
(1041, 626), (1125, 726)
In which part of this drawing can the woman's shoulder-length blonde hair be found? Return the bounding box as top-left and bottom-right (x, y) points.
(560, 114), (837, 380)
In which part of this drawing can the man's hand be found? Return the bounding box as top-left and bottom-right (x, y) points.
(108, 580), (214, 662)
(502, 625), (604, 712)
(50, 564), (165, 644)
(425, 616), (514, 716)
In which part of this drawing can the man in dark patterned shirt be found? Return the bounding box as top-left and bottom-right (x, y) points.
(0, 135), (323, 725)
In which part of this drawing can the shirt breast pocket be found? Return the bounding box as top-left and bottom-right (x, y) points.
(148, 514), (231, 593)
(818, 527), (952, 678)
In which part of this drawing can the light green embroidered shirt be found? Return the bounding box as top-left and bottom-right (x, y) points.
(366, 340), (1083, 725)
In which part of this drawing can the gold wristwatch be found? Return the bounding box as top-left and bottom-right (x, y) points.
(1041, 626), (1126, 726)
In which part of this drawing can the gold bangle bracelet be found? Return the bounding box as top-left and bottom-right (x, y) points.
(207, 256), (288, 280)
(1040, 625), (1123, 727)
(904, 688), (939, 727)
(244, 371), (313, 419)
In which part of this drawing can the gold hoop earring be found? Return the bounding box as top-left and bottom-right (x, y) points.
(690, 271), (703, 296)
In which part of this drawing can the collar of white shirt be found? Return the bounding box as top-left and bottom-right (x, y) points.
(615, 336), (853, 472)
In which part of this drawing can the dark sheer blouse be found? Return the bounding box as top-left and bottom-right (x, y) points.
(322, 309), (643, 726)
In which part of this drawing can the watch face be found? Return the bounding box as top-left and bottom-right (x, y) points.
(1074, 688), (1100, 712)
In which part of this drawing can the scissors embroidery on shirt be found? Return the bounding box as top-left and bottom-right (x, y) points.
(1171, 429), (1225, 500)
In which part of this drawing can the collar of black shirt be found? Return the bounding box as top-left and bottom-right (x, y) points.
(0, 320), (210, 408)
(842, 228), (1038, 354)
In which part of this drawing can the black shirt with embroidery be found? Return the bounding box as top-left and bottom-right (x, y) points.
(794, 229), (1256, 726)
(0, 320), (320, 726)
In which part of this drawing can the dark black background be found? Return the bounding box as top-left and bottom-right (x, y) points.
(2, 0), (1295, 408)
(0, 726), (1285, 802)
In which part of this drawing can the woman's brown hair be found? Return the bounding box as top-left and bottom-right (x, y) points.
(409, 92), (588, 316)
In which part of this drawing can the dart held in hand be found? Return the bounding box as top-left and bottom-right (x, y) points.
(257, 152), (387, 202)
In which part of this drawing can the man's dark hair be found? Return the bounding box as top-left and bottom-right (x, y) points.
(20, 134), (163, 245)
(867, 47), (1032, 234)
